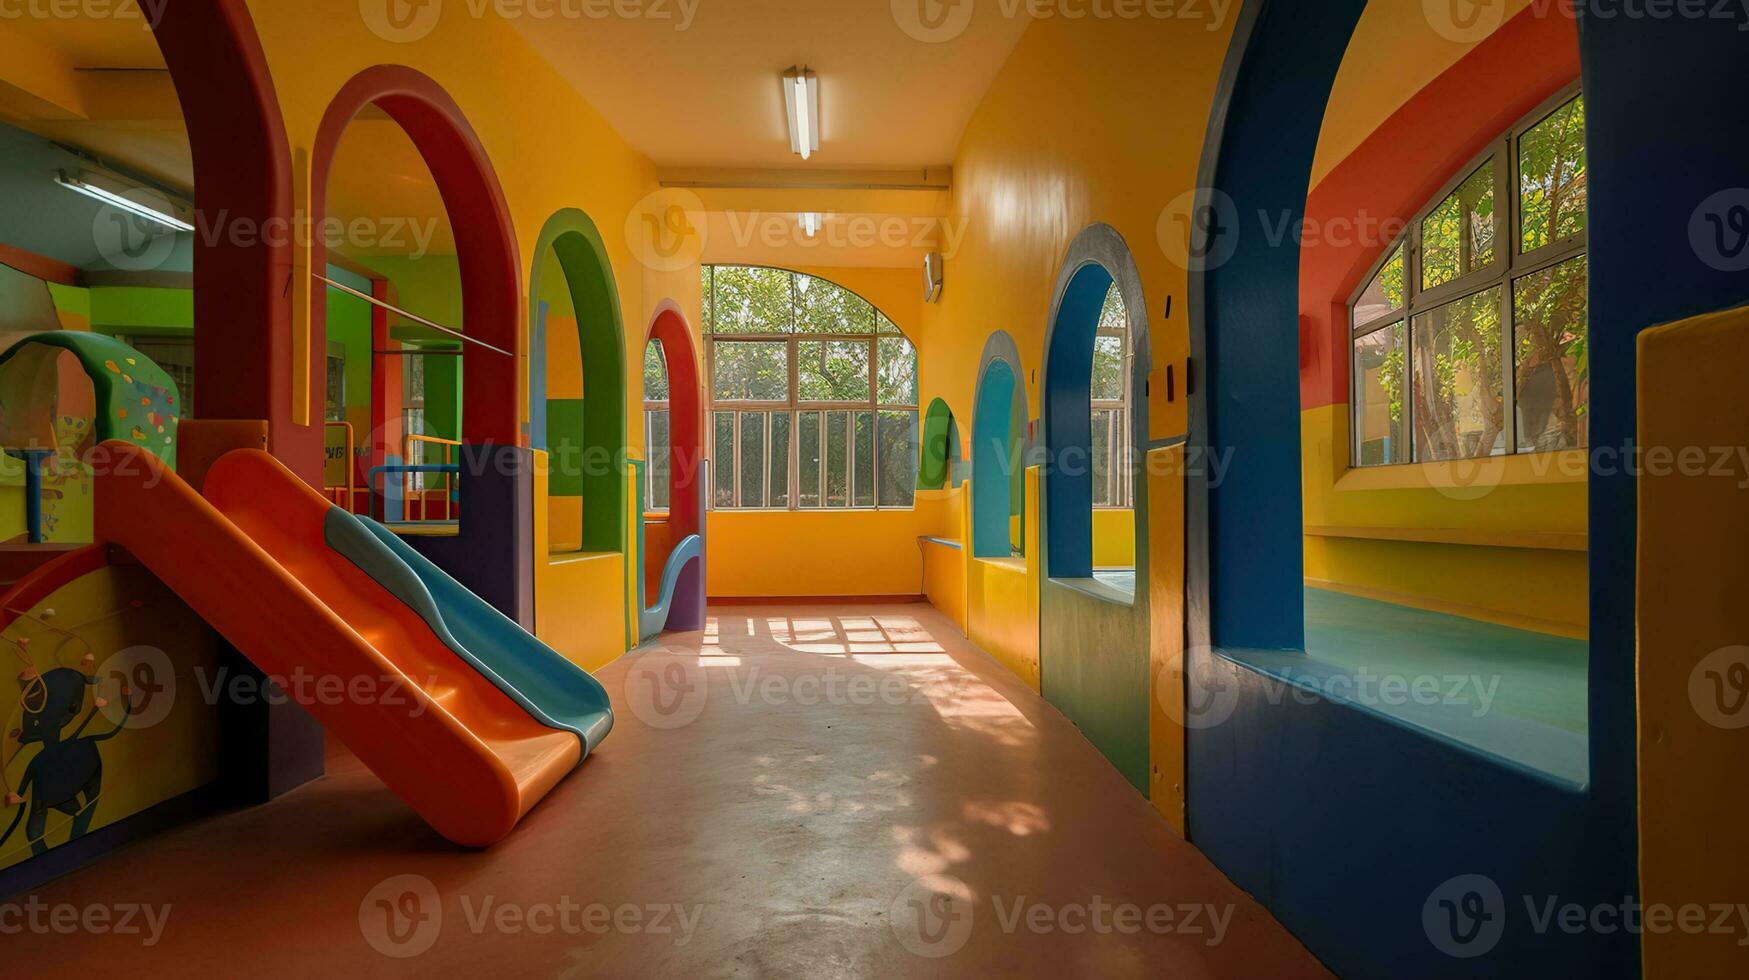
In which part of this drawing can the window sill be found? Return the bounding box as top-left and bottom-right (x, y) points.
(975, 555), (1027, 573)
(1211, 645), (1588, 792)
(547, 550), (618, 566)
(1049, 574), (1136, 607)
(1336, 448), (1588, 492)
(1304, 524), (1587, 553)
(384, 520), (459, 537)
(707, 508), (916, 515)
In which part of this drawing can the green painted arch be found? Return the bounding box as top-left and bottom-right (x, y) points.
(527, 208), (627, 557)
(917, 397), (958, 490)
(0, 331), (182, 468)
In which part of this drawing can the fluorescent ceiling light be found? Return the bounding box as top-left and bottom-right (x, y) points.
(783, 67), (819, 161)
(56, 169), (194, 233)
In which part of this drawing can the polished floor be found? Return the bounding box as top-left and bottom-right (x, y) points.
(9, 603), (1326, 978)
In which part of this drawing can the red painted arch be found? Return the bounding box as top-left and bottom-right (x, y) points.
(647, 302), (703, 540)
(152, 1), (304, 474)
(1300, 6), (1581, 411)
(310, 65), (523, 448)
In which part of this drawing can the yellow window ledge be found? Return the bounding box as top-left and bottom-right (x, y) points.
(1335, 449), (1589, 493)
(974, 555), (1028, 575)
(547, 549), (619, 566)
(1303, 524), (1587, 553)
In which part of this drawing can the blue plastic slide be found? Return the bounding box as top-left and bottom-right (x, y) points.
(326, 511), (614, 754)
(639, 533), (703, 642)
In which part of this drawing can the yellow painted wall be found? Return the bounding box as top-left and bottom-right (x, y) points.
(917, 485), (966, 629)
(245, 1), (664, 412)
(1147, 444), (1186, 833)
(913, 13), (1232, 709)
(1636, 304), (1749, 979)
(915, 15), (1233, 445)
(965, 468), (1043, 692)
(1311, 0), (1537, 187)
(530, 449), (626, 671)
(1092, 508), (1134, 569)
(705, 508), (929, 598)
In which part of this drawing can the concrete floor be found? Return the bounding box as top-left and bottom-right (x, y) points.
(7, 603), (1326, 978)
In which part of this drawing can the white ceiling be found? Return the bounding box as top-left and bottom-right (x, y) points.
(512, 0), (1032, 170)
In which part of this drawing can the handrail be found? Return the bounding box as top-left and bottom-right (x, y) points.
(322, 420), (358, 512)
(367, 463), (462, 524)
(404, 433), (463, 522)
(316, 274), (512, 356)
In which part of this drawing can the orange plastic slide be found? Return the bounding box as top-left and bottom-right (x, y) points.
(93, 443), (579, 846)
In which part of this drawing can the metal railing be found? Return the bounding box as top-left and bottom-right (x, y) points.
(403, 432), (462, 522)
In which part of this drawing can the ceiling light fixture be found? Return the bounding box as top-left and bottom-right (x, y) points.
(783, 67), (819, 161)
(55, 169), (194, 233)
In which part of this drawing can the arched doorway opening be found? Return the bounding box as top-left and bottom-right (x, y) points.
(309, 65), (526, 621)
(640, 301), (704, 636)
(527, 209), (630, 658)
(309, 65), (521, 454)
(1038, 222), (1152, 793)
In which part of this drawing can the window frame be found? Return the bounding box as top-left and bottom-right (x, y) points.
(643, 338), (670, 516)
(1091, 309), (1135, 510)
(1349, 83), (1588, 468)
(703, 265), (919, 511)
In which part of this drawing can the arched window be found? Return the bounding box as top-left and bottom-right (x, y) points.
(1092, 284), (1134, 508)
(1351, 89), (1588, 466)
(702, 265), (919, 510)
(644, 338), (670, 512)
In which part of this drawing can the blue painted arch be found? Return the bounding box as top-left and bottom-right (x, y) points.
(1036, 223), (1153, 793)
(1039, 223), (1151, 585)
(970, 330), (1028, 559)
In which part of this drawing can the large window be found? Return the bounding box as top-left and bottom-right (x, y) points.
(704, 265), (918, 510)
(1351, 90), (1588, 466)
